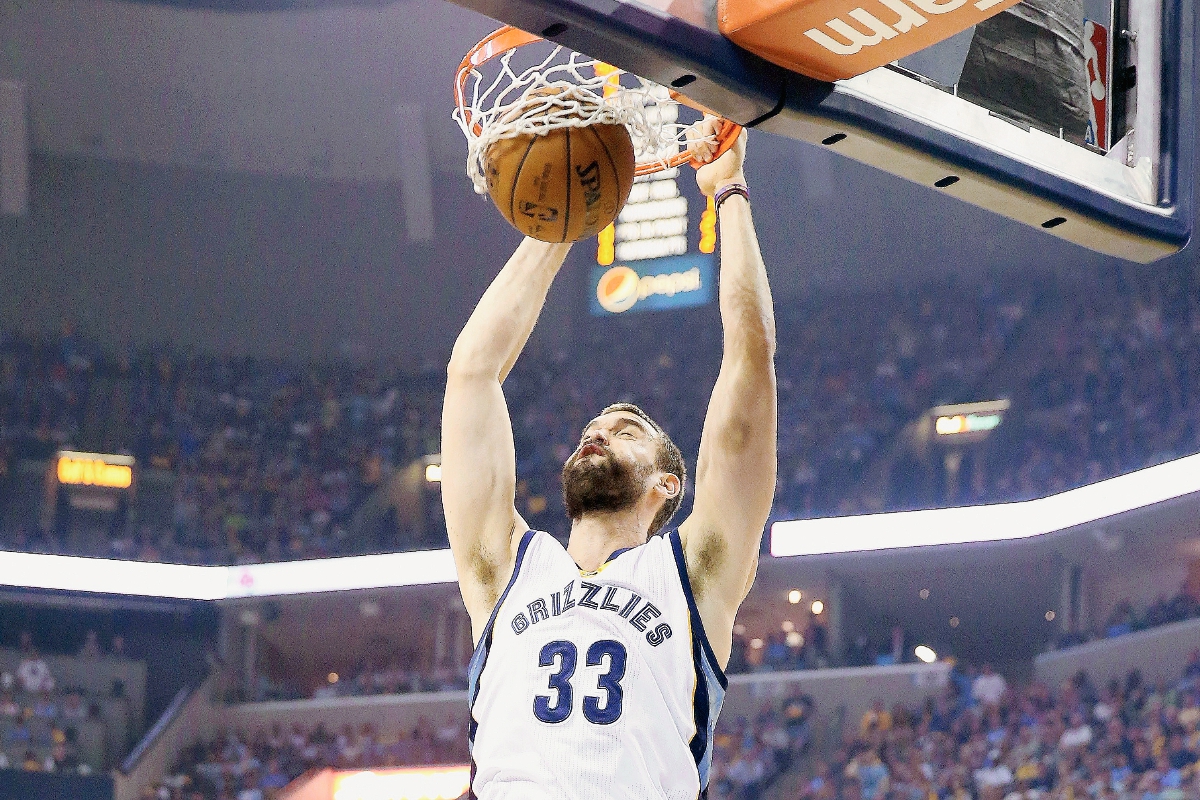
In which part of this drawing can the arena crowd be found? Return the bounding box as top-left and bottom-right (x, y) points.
(137, 692), (814, 800)
(2, 262), (1196, 567)
(142, 654), (1200, 800)
(0, 630), (133, 775)
(780, 656), (1200, 800)
(140, 716), (468, 800)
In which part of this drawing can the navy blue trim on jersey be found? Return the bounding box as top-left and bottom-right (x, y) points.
(606, 546), (634, 563)
(468, 529), (537, 713)
(574, 544), (636, 573)
(688, 633), (713, 781)
(669, 529), (729, 790)
(668, 530), (729, 690)
(467, 529), (537, 799)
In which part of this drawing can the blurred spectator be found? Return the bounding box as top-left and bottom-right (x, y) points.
(1186, 649), (1200, 681)
(709, 698), (812, 800)
(860, 699), (893, 738)
(847, 748), (889, 799)
(781, 690), (815, 754)
(792, 658), (1200, 800)
(971, 663), (1006, 706)
(16, 648), (54, 694)
(31, 690), (58, 719)
(78, 630), (102, 659)
(61, 691), (86, 720)
(1057, 581), (1200, 649)
(0, 690), (18, 717)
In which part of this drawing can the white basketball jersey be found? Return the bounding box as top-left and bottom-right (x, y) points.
(467, 529), (727, 800)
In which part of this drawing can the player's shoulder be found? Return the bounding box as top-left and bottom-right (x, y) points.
(511, 528), (573, 572)
(624, 529), (688, 581)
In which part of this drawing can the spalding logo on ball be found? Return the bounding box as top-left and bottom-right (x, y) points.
(482, 87), (636, 244)
(596, 266), (640, 313)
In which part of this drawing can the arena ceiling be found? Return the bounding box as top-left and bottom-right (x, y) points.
(0, 0), (1194, 325)
(0, 0), (492, 183)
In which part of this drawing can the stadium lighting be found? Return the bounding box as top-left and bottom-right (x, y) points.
(225, 549), (459, 598)
(425, 463), (442, 483)
(6, 449), (1200, 601)
(810, 600), (824, 615)
(0, 547), (459, 601)
(331, 766), (471, 800)
(770, 451), (1200, 557)
(914, 645), (937, 663)
(0, 550), (225, 600)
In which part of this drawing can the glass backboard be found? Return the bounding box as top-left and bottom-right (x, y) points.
(447, 0), (1193, 262)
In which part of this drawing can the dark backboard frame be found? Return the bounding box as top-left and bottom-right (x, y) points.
(446, 0), (1193, 262)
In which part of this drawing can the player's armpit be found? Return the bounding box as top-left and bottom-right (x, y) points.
(442, 370), (529, 642)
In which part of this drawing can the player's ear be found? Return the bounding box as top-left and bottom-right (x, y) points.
(659, 473), (680, 499)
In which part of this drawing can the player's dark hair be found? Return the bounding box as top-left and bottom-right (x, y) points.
(598, 402), (686, 536)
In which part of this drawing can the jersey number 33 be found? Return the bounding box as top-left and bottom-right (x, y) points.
(534, 639), (627, 725)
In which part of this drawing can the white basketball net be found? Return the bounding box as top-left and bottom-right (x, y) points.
(454, 44), (709, 195)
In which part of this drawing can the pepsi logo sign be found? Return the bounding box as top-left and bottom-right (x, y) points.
(590, 255), (713, 317)
(596, 266), (641, 313)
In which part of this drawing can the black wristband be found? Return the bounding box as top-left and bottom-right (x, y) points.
(714, 182), (749, 211)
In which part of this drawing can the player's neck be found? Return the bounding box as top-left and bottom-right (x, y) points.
(566, 509), (651, 572)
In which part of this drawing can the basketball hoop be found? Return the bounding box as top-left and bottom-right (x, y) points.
(454, 26), (742, 195)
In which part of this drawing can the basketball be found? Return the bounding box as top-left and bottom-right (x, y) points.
(483, 122), (636, 243)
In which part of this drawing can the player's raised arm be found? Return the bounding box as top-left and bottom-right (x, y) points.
(678, 124), (777, 666)
(442, 238), (572, 639)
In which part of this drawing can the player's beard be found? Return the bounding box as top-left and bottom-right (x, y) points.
(561, 446), (648, 520)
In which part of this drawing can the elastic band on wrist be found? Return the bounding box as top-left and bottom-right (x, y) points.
(714, 182), (749, 211)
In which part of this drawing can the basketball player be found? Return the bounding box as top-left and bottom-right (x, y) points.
(441, 117), (776, 800)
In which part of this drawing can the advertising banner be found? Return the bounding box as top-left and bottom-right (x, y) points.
(590, 253), (714, 316)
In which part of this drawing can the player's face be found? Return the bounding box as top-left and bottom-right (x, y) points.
(561, 412), (660, 519)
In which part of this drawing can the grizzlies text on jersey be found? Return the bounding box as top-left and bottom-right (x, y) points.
(467, 529), (727, 800)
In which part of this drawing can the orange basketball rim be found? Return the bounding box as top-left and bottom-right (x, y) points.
(454, 25), (743, 177)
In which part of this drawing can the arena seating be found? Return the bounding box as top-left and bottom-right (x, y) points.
(3, 261), (1196, 566)
(54, 586), (1189, 800)
(955, 265), (1200, 507)
(133, 648), (1200, 800)
(1056, 584), (1200, 649)
(146, 719), (468, 799)
(138, 683), (813, 800)
(782, 655), (1200, 800)
(0, 643), (146, 774)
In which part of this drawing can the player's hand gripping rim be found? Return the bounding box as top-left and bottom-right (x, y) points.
(688, 115), (748, 198)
